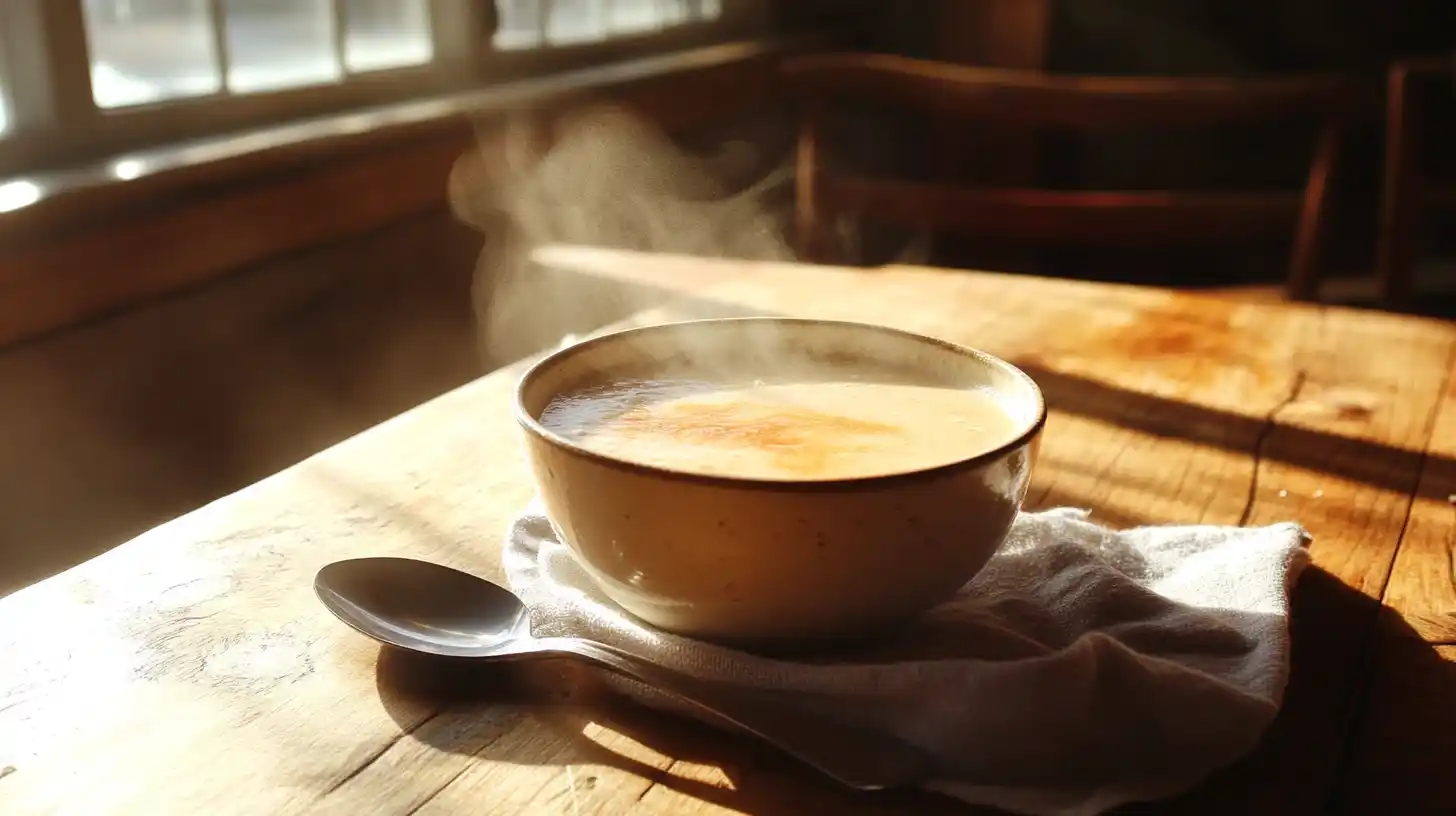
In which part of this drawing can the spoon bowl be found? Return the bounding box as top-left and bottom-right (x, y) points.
(315, 557), (529, 658)
(314, 556), (930, 792)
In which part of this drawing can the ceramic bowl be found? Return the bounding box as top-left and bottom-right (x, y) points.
(515, 317), (1045, 649)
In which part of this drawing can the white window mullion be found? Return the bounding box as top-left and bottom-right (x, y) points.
(207, 0), (234, 92)
(330, 0), (350, 77)
(539, 0), (554, 43)
(429, 0), (486, 64)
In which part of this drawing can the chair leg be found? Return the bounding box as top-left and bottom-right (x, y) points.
(1286, 123), (1344, 302)
(1376, 64), (1422, 307)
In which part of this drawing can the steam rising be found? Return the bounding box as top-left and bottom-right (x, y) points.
(449, 105), (796, 367)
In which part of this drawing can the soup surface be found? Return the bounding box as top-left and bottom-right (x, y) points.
(538, 377), (1021, 480)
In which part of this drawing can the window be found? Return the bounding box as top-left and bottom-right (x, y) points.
(81, 0), (435, 109)
(496, 0), (724, 50)
(0, 0), (763, 179)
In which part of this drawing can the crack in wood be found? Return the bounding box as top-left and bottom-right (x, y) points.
(388, 705), (542, 813)
(321, 710), (439, 796)
(1379, 338), (1456, 606)
(633, 766), (667, 804)
(1239, 370), (1309, 527)
(401, 763), (472, 816)
(1324, 333), (1456, 813)
(1447, 525), (1456, 609)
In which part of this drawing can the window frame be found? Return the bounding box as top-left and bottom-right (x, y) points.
(0, 0), (773, 178)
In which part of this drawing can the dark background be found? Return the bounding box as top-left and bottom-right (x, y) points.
(781, 0), (1456, 287)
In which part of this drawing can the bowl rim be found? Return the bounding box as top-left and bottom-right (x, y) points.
(513, 317), (1048, 491)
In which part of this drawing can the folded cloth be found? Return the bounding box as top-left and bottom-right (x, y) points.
(502, 500), (1310, 816)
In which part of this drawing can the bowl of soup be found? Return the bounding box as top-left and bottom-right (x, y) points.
(515, 317), (1045, 649)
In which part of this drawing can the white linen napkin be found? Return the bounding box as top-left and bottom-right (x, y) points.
(502, 500), (1310, 816)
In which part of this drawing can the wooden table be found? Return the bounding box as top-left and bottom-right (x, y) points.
(3, 247), (1455, 814)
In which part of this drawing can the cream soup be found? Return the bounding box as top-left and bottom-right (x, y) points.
(539, 378), (1021, 480)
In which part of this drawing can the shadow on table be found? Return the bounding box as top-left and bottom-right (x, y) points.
(1327, 613), (1456, 815)
(366, 560), (1453, 815)
(373, 647), (952, 813)
(1116, 567), (1445, 816)
(1011, 361), (1452, 502)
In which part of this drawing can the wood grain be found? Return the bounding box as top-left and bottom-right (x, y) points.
(2, 249), (1453, 814)
(1133, 297), (1455, 815)
(0, 135), (468, 351)
(1380, 370), (1456, 643)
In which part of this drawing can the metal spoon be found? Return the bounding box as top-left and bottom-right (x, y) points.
(314, 556), (929, 792)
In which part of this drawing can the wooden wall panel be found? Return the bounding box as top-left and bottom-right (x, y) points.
(934, 0), (1052, 69)
(0, 135), (472, 351)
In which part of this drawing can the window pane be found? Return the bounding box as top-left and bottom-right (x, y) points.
(546, 0), (606, 46)
(495, 0), (722, 50)
(493, 0), (542, 50)
(344, 0), (433, 73)
(222, 0), (340, 94)
(667, 0), (695, 26)
(608, 0), (663, 35)
(83, 0), (223, 109)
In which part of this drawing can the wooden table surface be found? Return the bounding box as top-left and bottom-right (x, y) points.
(3, 247), (1455, 815)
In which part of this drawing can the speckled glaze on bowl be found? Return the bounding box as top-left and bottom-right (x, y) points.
(515, 318), (1046, 649)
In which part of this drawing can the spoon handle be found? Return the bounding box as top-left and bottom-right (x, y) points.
(528, 636), (928, 791)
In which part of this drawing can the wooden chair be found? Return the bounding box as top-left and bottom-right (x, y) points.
(1377, 54), (1456, 305)
(783, 53), (1371, 300)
